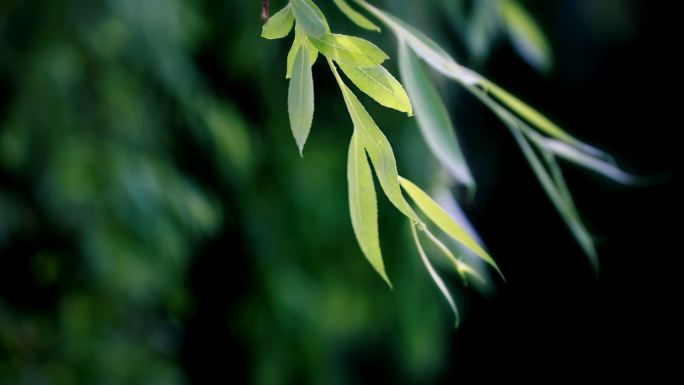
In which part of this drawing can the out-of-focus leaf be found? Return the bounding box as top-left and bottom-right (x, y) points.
(261, 4), (294, 39)
(348, 131), (391, 287)
(355, 0), (476, 84)
(399, 177), (503, 278)
(338, 63), (412, 115)
(333, 0), (380, 32)
(501, 0), (553, 73)
(329, 60), (409, 217)
(311, 34), (388, 67)
(288, 44), (314, 155)
(290, 0), (328, 37)
(410, 225), (459, 328)
(398, 41), (475, 190)
(286, 30), (318, 79)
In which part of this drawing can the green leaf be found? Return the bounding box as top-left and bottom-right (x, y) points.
(288, 44), (314, 155)
(290, 0), (328, 37)
(411, 225), (459, 328)
(355, 0), (475, 83)
(397, 41), (475, 189)
(501, 0), (553, 73)
(348, 131), (391, 287)
(399, 177), (503, 278)
(333, 0), (380, 31)
(286, 30), (319, 79)
(329, 60), (410, 218)
(310, 34), (388, 67)
(338, 63), (412, 115)
(261, 4), (294, 39)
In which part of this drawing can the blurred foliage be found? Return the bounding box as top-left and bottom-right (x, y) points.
(0, 0), (675, 384)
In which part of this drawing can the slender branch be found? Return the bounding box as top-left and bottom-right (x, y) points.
(260, 0), (269, 23)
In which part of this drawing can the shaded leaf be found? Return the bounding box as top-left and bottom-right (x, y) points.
(398, 41), (475, 189)
(338, 63), (412, 115)
(399, 177), (503, 278)
(333, 0), (380, 31)
(310, 33), (388, 67)
(348, 131), (391, 287)
(261, 4), (294, 39)
(288, 44), (314, 155)
(290, 0), (328, 37)
(501, 0), (553, 73)
(286, 30), (318, 79)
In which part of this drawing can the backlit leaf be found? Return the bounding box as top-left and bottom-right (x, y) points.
(261, 4), (294, 40)
(290, 0), (328, 37)
(399, 176), (503, 278)
(338, 63), (412, 115)
(333, 0), (380, 32)
(288, 44), (314, 155)
(501, 0), (553, 73)
(286, 30), (319, 79)
(310, 34), (388, 67)
(398, 41), (475, 189)
(348, 131), (391, 287)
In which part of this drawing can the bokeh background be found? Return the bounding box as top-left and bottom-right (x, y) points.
(0, 0), (678, 384)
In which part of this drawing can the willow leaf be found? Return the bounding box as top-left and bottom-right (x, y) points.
(348, 131), (391, 287)
(329, 60), (410, 217)
(288, 44), (314, 155)
(333, 0), (380, 31)
(290, 0), (327, 37)
(399, 177), (503, 278)
(286, 31), (319, 79)
(398, 41), (475, 189)
(411, 225), (459, 328)
(338, 63), (412, 115)
(310, 34), (388, 67)
(501, 0), (553, 73)
(261, 4), (294, 39)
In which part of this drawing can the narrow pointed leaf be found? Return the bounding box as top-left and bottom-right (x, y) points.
(398, 41), (475, 189)
(286, 31), (319, 79)
(262, 4), (295, 39)
(501, 0), (553, 73)
(411, 225), (460, 328)
(310, 34), (388, 67)
(288, 44), (314, 155)
(338, 63), (412, 115)
(329, 60), (410, 217)
(399, 177), (502, 277)
(290, 0), (328, 37)
(333, 0), (380, 31)
(348, 132), (391, 287)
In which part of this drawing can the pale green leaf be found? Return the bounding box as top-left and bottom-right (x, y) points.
(348, 131), (391, 287)
(399, 177), (503, 278)
(310, 33), (388, 67)
(501, 0), (553, 73)
(333, 0), (380, 31)
(290, 0), (328, 37)
(411, 224), (459, 328)
(398, 41), (475, 189)
(286, 30), (319, 79)
(328, 60), (410, 217)
(261, 4), (294, 39)
(288, 44), (314, 155)
(338, 63), (412, 115)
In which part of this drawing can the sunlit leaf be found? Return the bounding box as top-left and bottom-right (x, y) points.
(288, 44), (314, 155)
(399, 176), (503, 278)
(411, 224), (460, 328)
(310, 33), (388, 67)
(261, 4), (294, 40)
(348, 131), (391, 287)
(286, 29), (319, 79)
(333, 0), (380, 32)
(397, 41), (475, 189)
(290, 0), (328, 37)
(338, 63), (412, 115)
(501, 0), (553, 73)
(329, 60), (410, 217)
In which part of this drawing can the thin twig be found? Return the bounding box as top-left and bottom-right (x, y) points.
(260, 0), (269, 23)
